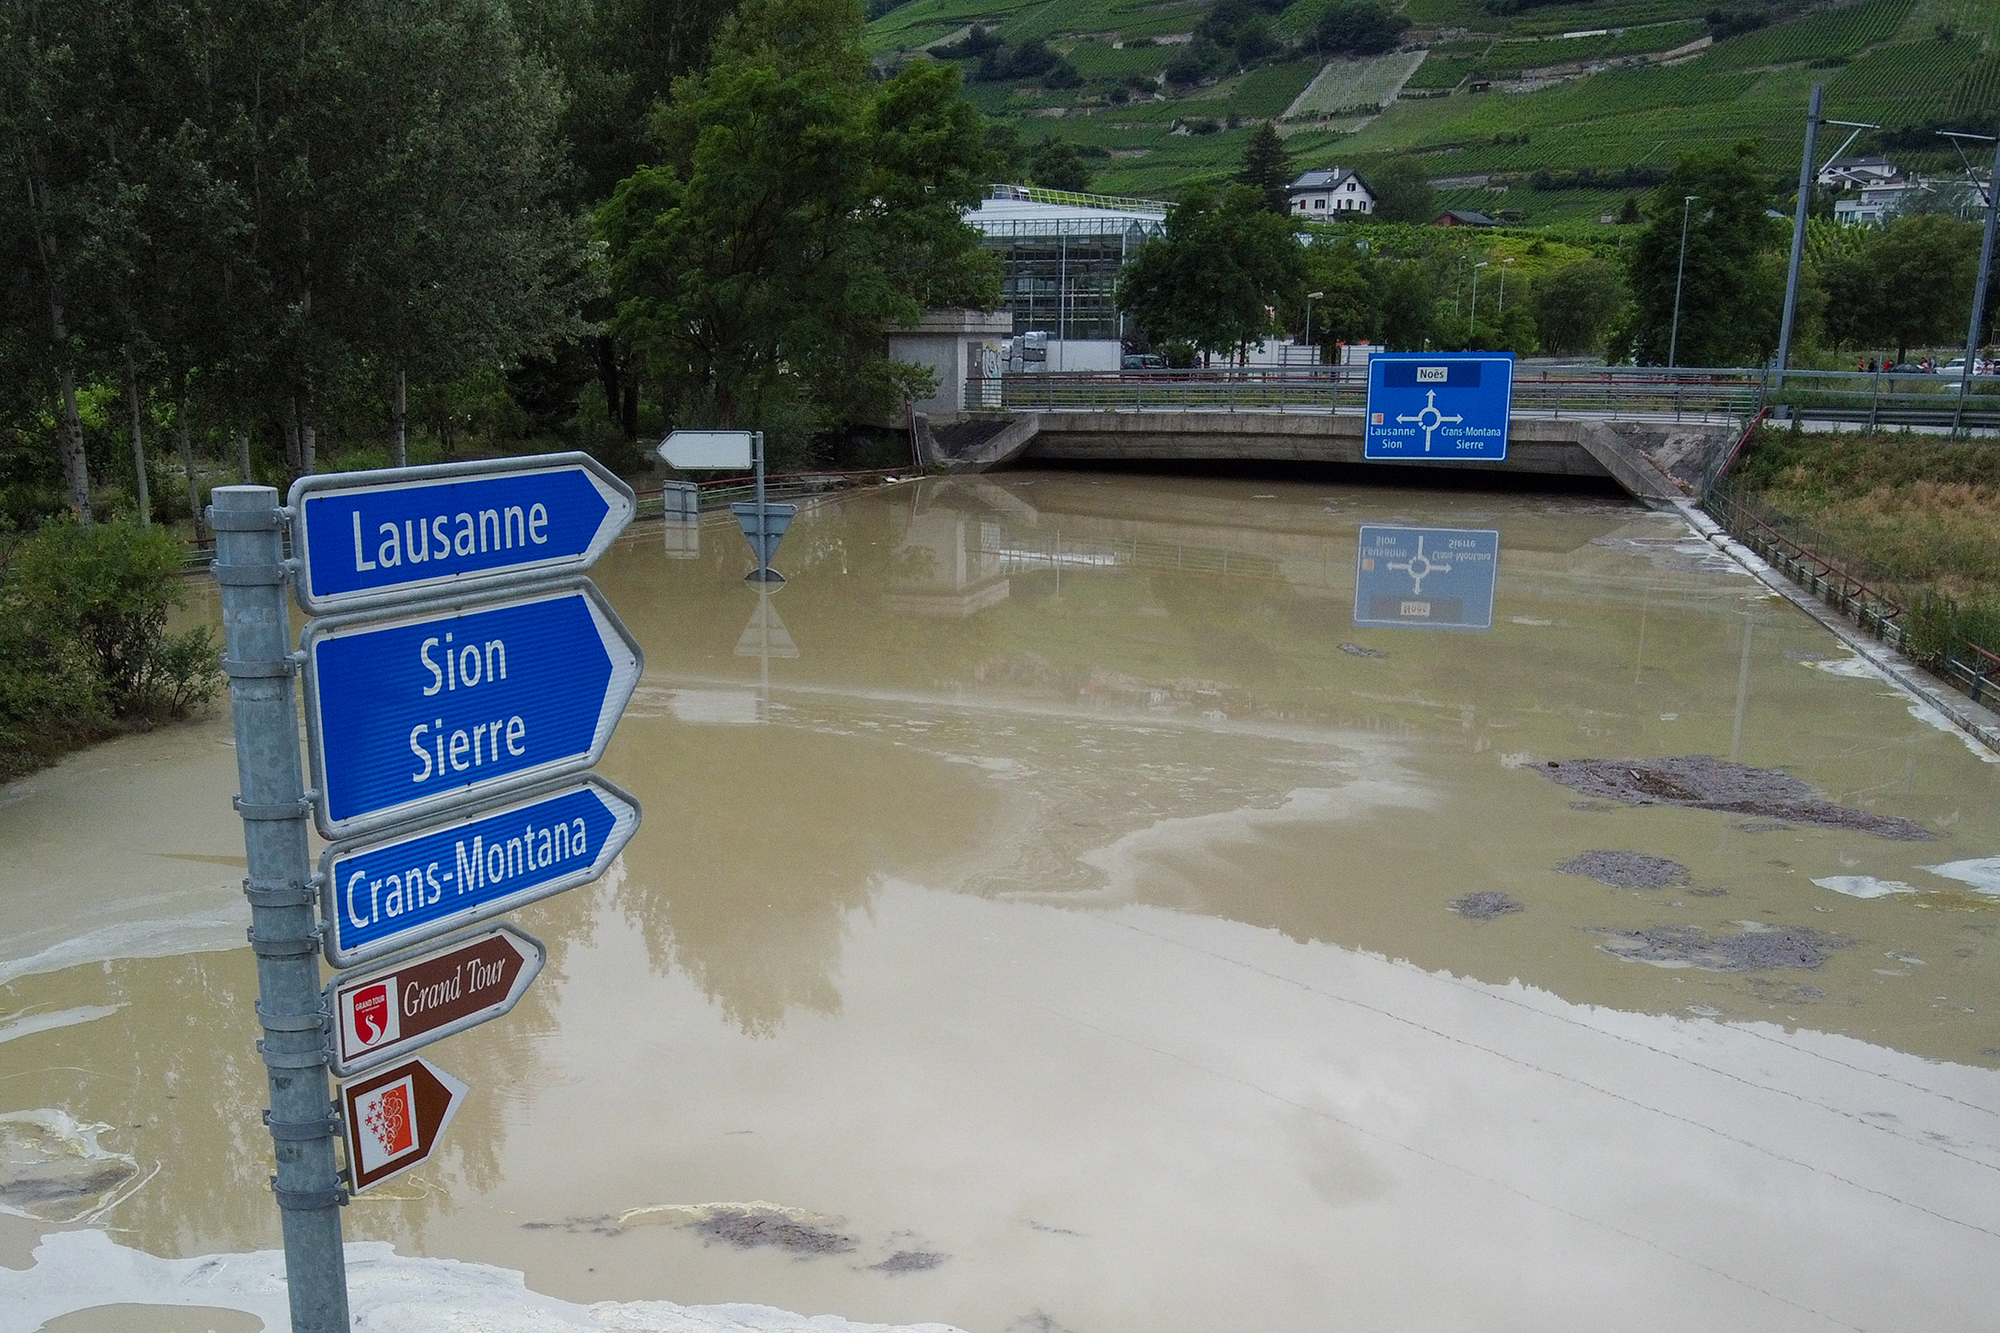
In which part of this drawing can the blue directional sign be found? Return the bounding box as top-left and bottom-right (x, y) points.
(1363, 353), (1514, 461)
(302, 580), (643, 838)
(290, 454), (635, 614)
(319, 777), (640, 967)
(731, 501), (796, 582)
(1353, 525), (1500, 631)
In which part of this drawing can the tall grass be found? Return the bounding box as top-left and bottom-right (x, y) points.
(1733, 427), (2000, 659)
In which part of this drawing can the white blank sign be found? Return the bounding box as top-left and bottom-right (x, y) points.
(659, 430), (754, 470)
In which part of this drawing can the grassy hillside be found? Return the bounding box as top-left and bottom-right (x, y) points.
(869, 0), (2000, 220)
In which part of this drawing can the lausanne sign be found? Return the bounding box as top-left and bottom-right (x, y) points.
(290, 455), (635, 614)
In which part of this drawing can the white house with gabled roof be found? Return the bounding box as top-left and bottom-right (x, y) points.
(1287, 167), (1375, 217)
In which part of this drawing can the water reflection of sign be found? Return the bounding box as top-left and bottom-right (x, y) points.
(736, 594), (799, 658)
(1353, 525), (1499, 631)
(1364, 353), (1513, 461)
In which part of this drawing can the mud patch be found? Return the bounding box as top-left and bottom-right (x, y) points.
(533, 1201), (862, 1255)
(871, 1249), (949, 1274)
(1537, 756), (1932, 840)
(1594, 924), (1849, 971)
(696, 1208), (858, 1255)
(1450, 891), (1523, 920)
(1338, 643), (1386, 659)
(1559, 851), (1689, 889)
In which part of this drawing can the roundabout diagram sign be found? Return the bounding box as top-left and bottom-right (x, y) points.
(1364, 353), (1514, 461)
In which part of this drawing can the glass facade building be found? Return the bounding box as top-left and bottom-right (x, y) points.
(965, 188), (1167, 344)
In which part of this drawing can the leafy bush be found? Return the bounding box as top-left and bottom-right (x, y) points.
(0, 519), (222, 779)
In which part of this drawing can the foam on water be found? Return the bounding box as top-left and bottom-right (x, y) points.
(1811, 876), (1919, 899)
(0, 1229), (970, 1333)
(0, 1005), (122, 1046)
(1920, 856), (2000, 896)
(0, 905), (244, 987)
(1802, 653), (2000, 763)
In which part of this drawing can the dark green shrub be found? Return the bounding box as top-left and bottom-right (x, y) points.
(6, 519), (222, 724)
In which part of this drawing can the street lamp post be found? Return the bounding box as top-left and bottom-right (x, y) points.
(1470, 261), (1489, 337)
(1305, 290), (1324, 364)
(1669, 195), (1698, 370)
(1498, 257), (1514, 314)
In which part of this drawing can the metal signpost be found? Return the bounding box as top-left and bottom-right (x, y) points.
(1363, 353), (1514, 462)
(212, 450), (641, 1333)
(659, 428), (795, 581)
(1354, 525), (1501, 631)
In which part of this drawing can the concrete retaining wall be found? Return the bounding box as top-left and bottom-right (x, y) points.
(941, 409), (1739, 505)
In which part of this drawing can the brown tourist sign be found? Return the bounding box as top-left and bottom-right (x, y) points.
(328, 924), (544, 1077)
(340, 1056), (469, 1193)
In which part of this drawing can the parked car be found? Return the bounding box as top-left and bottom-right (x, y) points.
(1937, 357), (1995, 379)
(1121, 353), (1169, 371)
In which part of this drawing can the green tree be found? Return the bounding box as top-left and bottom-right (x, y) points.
(1299, 240), (1378, 351)
(1116, 185), (1307, 363)
(1621, 145), (1782, 366)
(1237, 122), (1294, 214)
(1029, 137), (1092, 192)
(1376, 261), (1436, 350)
(1365, 160), (1436, 224)
(1532, 259), (1627, 355)
(1867, 213), (1980, 360)
(599, 0), (998, 446)
(1314, 2), (1411, 57)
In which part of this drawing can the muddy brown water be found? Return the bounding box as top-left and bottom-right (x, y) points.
(4, 473), (1999, 1332)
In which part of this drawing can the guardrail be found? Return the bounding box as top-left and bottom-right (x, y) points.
(964, 366), (1763, 421)
(1768, 367), (2000, 431)
(962, 365), (2000, 431)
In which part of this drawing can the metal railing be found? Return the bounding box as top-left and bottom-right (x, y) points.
(1703, 476), (1999, 710)
(1705, 479), (1907, 641)
(635, 467), (912, 520)
(959, 364), (2000, 430)
(1766, 367), (2000, 431)
(964, 365), (1764, 421)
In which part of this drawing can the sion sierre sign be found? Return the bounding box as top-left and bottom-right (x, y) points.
(329, 925), (545, 1076)
(301, 580), (642, 838)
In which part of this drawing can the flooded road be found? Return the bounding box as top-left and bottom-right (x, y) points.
(5, 472), (1999, 1332)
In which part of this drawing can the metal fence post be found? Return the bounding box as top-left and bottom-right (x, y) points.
(211, 484), (351, 1333)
